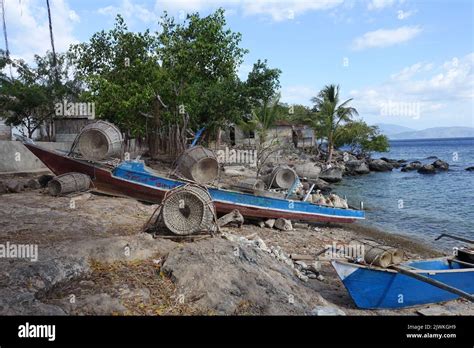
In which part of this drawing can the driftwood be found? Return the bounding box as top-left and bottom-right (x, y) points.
(217, 209), (244, 228)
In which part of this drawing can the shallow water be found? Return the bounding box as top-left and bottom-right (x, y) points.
(335, 137), (474, 251)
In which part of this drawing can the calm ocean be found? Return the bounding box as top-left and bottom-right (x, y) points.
(335, 137), (474, 251)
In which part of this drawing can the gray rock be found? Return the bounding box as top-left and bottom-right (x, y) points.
(309, 178), (331, 193)
(368, 159), (393, 172)
(294, 163), (322, 180)
(345, 160), (370, 175)
(0, 181), (6, 194)
(401, 161), (422, 172)
(264, 219), (276, 228)
(26, 178), (41, 190)
(6, 180), (23, 193)
(310, 305), (346, 316)
(77, 293), (127, 315)
(274, 218), (293, 231)
(162, 238), (325, 315)
(319, 167), (343, 183)
(466, 166), (474, 171)
(433, 159), (449, 171)
(418, 164), (436, 174)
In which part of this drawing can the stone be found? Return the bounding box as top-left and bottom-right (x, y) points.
(257, 221), (265, 228)
(274, 218), (293, 231)
(295, 261), (308, 269)
(0, 181), (6, 194)
(432, 159), (449, 171)
(466, 166), (474, 171)
(368, 159), (393, 172)
(310, 178), (331, 193)
(294, 163), (322, 180)
(319, 167), (343, 183)
(401, 161), (422, 172)
(5, 180), (23, 193)
(310, 305), (346, 316)
(316, 274), (325, 281)
(161, 238), (325, 314)
(344, 160), (370, 175)
(26, 179), (41, 190)
(418, 164), (436, 174)
(264, 219), (276, 228)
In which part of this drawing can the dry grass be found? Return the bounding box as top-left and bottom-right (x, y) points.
(40, 258), (210, 315)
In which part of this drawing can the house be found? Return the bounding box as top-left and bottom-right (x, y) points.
(226, 120), (315, 149)
(54, 117), (92, 142)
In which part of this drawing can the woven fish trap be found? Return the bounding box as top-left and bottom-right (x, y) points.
(161, 185), (216, 235)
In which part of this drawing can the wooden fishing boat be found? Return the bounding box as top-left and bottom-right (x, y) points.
(332, 258), (474, 309)
(23, 142), (365, 224)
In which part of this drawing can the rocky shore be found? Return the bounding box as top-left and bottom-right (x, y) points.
(1, 181), (472, 316)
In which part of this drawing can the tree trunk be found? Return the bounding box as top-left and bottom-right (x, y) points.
(327, 132), (333, 163)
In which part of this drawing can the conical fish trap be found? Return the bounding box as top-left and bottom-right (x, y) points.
(175, 146), (219, 184)
(47, 172), (91, 196)
(264, 166), (297, 189)
(77, 121), (123, 160)
(161, 185), (215, 235)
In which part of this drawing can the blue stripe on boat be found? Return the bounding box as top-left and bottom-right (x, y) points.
(112, 161), (365, 220)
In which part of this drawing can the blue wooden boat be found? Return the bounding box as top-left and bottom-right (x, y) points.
(23, 143), (365, 224)
(332, 258), (474, 309)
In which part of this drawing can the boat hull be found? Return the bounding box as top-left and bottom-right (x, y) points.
(332, 259), (474, 309)
(24, 143), (365, 224)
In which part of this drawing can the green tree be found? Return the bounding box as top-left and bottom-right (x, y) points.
(245, 59), (281, 109)
(69, 15), (161, 137)
(310, 84), (358, 162)
(0, 51), (80, 139)
(335, 121), (389, 155)
(157, 9), (249, 135)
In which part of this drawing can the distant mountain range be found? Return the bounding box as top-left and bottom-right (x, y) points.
(374, 123), (474, 140)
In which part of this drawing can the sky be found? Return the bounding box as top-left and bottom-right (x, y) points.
(2, 0), (474, 129)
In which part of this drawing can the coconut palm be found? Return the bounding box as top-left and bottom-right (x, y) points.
(310, 84), (358, 163)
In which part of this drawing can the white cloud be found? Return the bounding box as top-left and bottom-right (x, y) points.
(152, 0), (343, 22)
(349, 53), (474, 127)
(390, 62), (433, 81)
(280, 85), (318, 105)
(352, 25), (422, 50)
(98, 0), (158, 24)
(3, 0), (79, 62)
(397, 9), (415, 20)
(367, 0), (395, 11)
(240, 0), (343, 22)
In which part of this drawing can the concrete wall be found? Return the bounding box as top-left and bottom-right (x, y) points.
(0, 119), (12, 140)
(0, 141), (71, 173)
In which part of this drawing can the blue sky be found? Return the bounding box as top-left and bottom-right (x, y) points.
(3, 0), (474, 129)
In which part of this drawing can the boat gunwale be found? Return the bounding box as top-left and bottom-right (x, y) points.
(113, 161), (365, 215)
(332, 258), (474, 275)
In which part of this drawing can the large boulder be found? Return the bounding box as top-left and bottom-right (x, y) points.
(380, 157), (402, 168)
(344, 160), (370, 175)
(294, 163), (322, 180)
(318, 166), (343, 183)
(432, 159), (449, 171)
(418, 164), (436, 174)
(161, 238), (325, 315)
(401, 161), (422, 172)
(309, 178), (332, 193)
(368, 159), (393, 172)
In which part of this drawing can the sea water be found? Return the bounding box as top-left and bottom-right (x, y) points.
(335, 137), (474, 251)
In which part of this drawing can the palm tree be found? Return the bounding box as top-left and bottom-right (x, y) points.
(310, 84), (358, 163)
